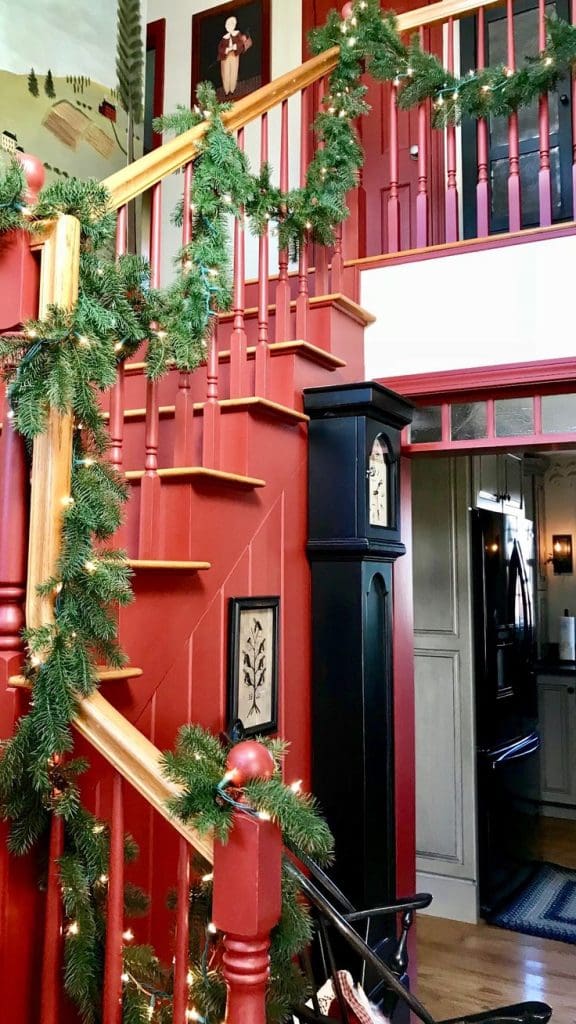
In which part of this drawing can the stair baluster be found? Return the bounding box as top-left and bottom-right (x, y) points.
(110, 206), (128, 469)
(537, 0), (552, 226)
(331, 223), (344, 294)
(476, 11), (490, 238)
(445, 18), (459, 242)
(40, 813), (64, 1024)
(572, 0), (576, 216)
(139, 183), (163, 557)
(275, 100), (291, 342)
(172, 837), (192, 1024)
(416, 27), (430, 249)
(388, 82), (401, 253)
(103, 773), (125, 1024)
(314, 78), (330, 295)
(296, 87), (311, 341)
(202, 319), (221, 468)
(174, 162), (196, 465)
(229, 128), (249, 398)
(254, 113), (270, 396)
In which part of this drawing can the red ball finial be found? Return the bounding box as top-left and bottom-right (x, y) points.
(342, 2), (354, 19)
(226, 741), (275, 786)
(14, 152), (45, 207)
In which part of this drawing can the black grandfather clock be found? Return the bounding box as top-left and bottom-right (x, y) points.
(304, 381), (413, 913)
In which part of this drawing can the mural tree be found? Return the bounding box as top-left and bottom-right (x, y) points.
(27, 68), (39, 97)
(44, 70), (56, 99)
(116, 0), (144, 249)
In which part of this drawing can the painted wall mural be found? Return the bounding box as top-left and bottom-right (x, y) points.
(0, 0), (145, 183)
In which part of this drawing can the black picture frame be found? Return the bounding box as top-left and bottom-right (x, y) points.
(191, 0), (271, 106)
(227, 596), (279, 736)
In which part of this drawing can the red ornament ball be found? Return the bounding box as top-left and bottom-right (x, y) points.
(227, 741), (275, 785)
(14, 152), (45, 205)
(341, 2), (354, 19)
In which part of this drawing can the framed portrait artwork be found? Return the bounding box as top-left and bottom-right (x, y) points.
(227, 596), (279, 736)
(191, 0), (271, 105)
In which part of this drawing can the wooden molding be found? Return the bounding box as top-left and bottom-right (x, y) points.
(125, 466), (266, 488)
(127, 559), (211, 570)
(26, 216), (80, 632)
(194, 397), (309, 424)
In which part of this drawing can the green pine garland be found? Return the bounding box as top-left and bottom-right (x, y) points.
(1, 0), (576, 1016)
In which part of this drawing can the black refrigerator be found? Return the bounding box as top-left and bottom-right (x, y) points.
(472, 509), (541, 915)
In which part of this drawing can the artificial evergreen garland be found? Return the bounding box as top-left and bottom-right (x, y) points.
(311, 0), (576, 128)
(1, 0), (576, 1016)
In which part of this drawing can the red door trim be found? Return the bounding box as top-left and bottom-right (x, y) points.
(378, 356), (576, 401)
(147, 19), (166, 151)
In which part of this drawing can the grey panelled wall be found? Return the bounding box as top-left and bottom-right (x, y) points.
(412, 456), (479, 923)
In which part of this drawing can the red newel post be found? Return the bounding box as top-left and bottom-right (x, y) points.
(212, 742), (282, 1024)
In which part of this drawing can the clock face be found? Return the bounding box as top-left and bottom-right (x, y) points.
(368, 436), (388, 527)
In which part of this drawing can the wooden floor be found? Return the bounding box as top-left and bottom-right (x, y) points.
(416, 818), (576, 1024)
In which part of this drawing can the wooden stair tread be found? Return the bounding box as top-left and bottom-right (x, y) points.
(10, 665), (143, 688)
(125, 466), (265, 488)
(218, 339), (346, 370)
(124, 340), (346, 375)
(216, 292), (375, 327)
(127, 559), (211, 570)
(193, 397), (309, 423)
(102, 405), (175, 421)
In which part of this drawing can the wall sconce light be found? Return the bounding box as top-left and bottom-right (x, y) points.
(552, 534), (573, 574)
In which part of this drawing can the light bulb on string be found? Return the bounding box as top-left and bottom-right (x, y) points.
(77, 335), (91, 348)
(122, 928), (135, 942)
(202, 872), (214, 883)
(6, 409), (14, 420)
(347, 36), (357, 46)
(121, 973), (130, 983)
(61, 495), (74, 507)
(67, 921), (79, 936)
(114, 341), (124, 352)
(84, 560), (97, 574)
(207, 922), (218, 935)
(290, 779), (303, 794)
(27, 328), (38, 339)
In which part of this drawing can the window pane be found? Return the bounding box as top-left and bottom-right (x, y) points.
(490, 148), (561, 225)
(495, 397), (534, 437)
(542, 394), (576, 433)
(410, 405), (442, 443)
(451, 402), (487, 440)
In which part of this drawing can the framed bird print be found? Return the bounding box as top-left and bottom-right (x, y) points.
(227, 596), (279, 737)
(191, 0), (271, 105)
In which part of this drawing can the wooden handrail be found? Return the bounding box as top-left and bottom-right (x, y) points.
(101, 0), (505, 211)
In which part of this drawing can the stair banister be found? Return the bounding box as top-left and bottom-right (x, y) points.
(100, 0), (506, 212)
(23, 212), (214, 866)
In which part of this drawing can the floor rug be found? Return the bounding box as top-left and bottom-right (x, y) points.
(489, 862), (576, 944)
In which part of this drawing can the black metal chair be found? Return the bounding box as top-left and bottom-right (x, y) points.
(286, 857), (552, 1024)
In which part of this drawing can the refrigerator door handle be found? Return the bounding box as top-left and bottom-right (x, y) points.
(492, 736), (540, 765)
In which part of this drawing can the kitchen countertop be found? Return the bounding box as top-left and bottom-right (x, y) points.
(536, 660), (576, 676)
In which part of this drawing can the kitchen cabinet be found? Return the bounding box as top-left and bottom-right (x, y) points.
(537, 673), (576, 807)
(473, 453), (524, 514)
